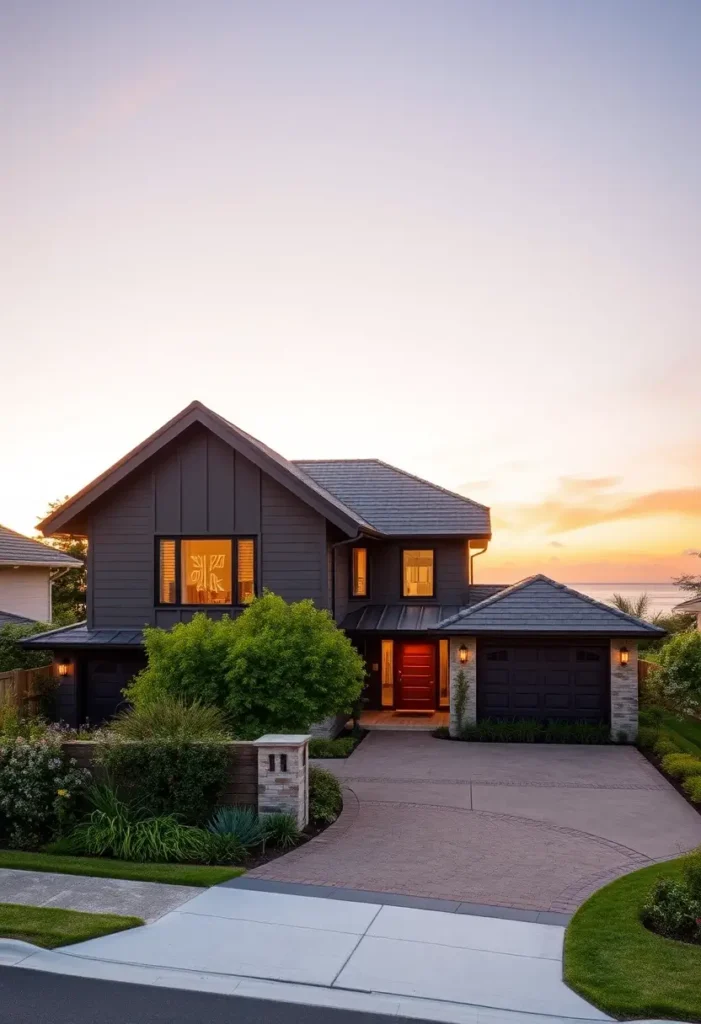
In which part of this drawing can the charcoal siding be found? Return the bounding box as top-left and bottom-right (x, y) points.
(261, 476), (326, 605)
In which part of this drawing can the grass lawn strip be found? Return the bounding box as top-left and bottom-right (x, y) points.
(0, 850), (244, 888)
(564, 857), (701, 1022)
(660, 711), (701, 756)
(0, 902), (142, 949)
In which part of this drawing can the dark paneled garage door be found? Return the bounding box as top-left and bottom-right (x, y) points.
(85, 656), (145, 725)
(477, 641), (609, 723)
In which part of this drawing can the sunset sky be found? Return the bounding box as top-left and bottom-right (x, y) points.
(2, 1), (699, 584)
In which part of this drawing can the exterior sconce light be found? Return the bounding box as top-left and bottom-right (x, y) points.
(458, 644), (469, 665)
(619, 647), (629, 666)
(57, 659), (70, 677)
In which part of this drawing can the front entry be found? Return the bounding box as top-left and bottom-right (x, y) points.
(396, 642), (436, 711)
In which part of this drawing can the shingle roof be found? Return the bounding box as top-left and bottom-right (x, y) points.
(20, 623), (144, 649)
(436, 575), (666, 636)
(294, 460), (491, 536)
(0, 609), (37, 627)
(673, 595), (701, 612)
(0, 524), (83, 567)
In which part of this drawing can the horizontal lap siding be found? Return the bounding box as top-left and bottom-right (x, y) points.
(261, 476), (326, 606)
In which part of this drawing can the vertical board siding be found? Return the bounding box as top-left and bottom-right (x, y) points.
(179, 429), (208, 533)
(234, 454), (260, 533)
(207, 432), (236, 533)
(154, 451), (180, 534)
(261, 476), (325, 605)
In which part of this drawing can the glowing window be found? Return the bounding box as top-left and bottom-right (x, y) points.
(402, 549), (434, 598)
(237, 539), (255, 604)
(181, 539), (232, 605)
(381, 639), (394, 707)
(159, 539), (176, 604)
(352, 547), (368, 597)
(439, 638), (449, 707)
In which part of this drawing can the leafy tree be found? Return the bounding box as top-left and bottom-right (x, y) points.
(673, 551), (701, 598)
(41, 497), (87, 623)
(650, 631), (701, 715)
(128, 593), (366, 739)
(0, 622), (53, 672)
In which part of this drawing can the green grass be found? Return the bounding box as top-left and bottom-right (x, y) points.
(565, 857), (701, 1021)
(0, 902), (142, 949)
(659, 711), (701, 756)
(0, 850), (245, 887)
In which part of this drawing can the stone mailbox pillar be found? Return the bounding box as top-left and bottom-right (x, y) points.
(254, 734), (311, 829)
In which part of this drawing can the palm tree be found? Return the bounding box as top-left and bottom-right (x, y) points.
(611, 592), (662, 624)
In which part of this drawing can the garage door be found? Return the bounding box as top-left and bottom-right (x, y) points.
(85, 657), (145, 725)
(477, 641), (609, 723)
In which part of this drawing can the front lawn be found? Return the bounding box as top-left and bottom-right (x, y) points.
(0, 850), (244, 887)
(658, 711), (701, 755)
(0, 902), (142, 949)
(564, 857), (701, 1021)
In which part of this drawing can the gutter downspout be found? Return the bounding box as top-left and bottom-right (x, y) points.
(469, 541), (489, 585)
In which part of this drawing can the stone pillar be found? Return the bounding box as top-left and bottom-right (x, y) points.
(254, 734), (311, 828)
(610, 640), (638, 742)
(449, 636), (477, 737)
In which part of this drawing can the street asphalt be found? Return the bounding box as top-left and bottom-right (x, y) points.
(0, 966), (423, 1024)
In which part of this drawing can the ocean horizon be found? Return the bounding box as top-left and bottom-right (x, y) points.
(567, 582), (687, 617)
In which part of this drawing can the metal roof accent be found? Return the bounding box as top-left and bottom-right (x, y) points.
(436, 575), (666, 636)
(20, 623), (144, 649)
(340, 587), (507, 632)
(294, 459), (491, 536)
(0, 524), (82, 567)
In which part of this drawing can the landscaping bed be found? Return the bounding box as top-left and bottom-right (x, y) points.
(309, 729), (366, 759)
(564, 857), (701, 1022)
(637, 708), (701, 813)
(0, 902), (142, 949)
(433, 719), (612, 744)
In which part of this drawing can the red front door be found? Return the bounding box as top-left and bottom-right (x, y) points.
(396, 643), (436, 711)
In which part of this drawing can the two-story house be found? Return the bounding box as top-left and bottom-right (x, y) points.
(24, 401), (661, 734)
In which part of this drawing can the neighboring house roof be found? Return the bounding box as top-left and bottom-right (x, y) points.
(340, 586), (508, 632)
(295, 460), (491, 537)
(0, 524), (82, 568)
(21, 622), (144, 649)
(673, 595), (701, 612)
(436, 575), (665, 636)
(37, 402), (377, 540)
(0, 609), (37, 627)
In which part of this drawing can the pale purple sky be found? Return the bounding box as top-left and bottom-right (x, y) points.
(2, 1), (700, 581)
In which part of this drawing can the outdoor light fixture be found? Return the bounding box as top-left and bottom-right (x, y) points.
(57, 659), (70, 677)
(619, 647), (629, 666)
(459, 644), (469, 664)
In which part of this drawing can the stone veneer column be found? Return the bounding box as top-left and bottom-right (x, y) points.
(609, 640), (638, 742)
(253, 734), (311, 828)
(449, 637), (477, 737)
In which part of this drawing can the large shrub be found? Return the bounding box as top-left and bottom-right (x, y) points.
(98, 741), (229, 826)
(0, 622), (54, 672)
(110, 698), (229, 741)
(128, 595), (365, 738)
(651, 632), (701, 715)
(0, 737), (89, 849)
(642, 853), (701, 944)
(308, 765), (343, 824)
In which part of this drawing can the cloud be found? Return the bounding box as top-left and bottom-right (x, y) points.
(499, 482), (701, 534)
(548, 541), (565, 548)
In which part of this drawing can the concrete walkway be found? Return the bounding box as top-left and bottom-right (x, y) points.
(0, 868), (201, 923)
(250, 733), (701, 912)
(3, 885), (610, 1023)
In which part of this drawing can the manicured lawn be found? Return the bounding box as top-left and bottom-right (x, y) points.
(660, 711), (701, 755)
(564, 857), (701, 1021)
(0, 850), (245, 887)
(0, 902), (142, 949)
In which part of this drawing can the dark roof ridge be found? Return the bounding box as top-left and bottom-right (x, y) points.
(437, 573), (664, 633)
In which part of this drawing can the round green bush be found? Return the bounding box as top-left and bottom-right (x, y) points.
(309, 765), (342, 824)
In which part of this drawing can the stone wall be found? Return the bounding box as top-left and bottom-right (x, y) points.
(609, 640), (639, 742)
(449, 636), (477, 736)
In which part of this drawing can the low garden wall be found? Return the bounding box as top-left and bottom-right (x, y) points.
(62, 741), (259, 809)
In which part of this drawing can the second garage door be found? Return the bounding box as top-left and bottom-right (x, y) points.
(477, 640), (609, 723)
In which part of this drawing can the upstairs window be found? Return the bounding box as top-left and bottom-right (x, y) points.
(351, 547), (368, 597)
(402, 549), (434, 598)
(158, 538), (255, 606)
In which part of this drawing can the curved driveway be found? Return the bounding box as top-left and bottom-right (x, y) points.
(249, 732), (701, 913)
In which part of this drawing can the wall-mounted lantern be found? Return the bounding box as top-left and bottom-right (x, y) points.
(57, 658), (71, 677)
(619, 646), (629, 666)
(458, 644), (470, 665)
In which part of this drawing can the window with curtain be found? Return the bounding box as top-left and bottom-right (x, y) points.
(381, 639), (394, 707)
(158, 538), (256, 606)
(351, 547), (368, 597)
(402, 549), (434, 597)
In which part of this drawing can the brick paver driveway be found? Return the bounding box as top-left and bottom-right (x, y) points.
(249, 732), (701, 912)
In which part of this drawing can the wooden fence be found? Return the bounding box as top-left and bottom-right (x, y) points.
(0, 664), (55, 717)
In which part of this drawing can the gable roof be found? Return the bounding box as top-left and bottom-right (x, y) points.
(674, 595), (701, 612)
(436, 575), (665, 636)
(38, 402), (376, 539)
(0, 609), (37, 627)
(0, 524), (82, 568)
(294, 460), (491, 536)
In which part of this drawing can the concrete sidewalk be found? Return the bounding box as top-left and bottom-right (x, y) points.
(0, 867), (200, 923)
(3, 884), (610, 1024)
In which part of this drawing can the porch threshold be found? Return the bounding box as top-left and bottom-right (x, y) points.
(360, 710), (449, 731)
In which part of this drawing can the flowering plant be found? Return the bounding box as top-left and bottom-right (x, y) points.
(0, 737), (90, 850)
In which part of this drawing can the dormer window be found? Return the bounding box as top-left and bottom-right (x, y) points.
(351, 547), (368, 598)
